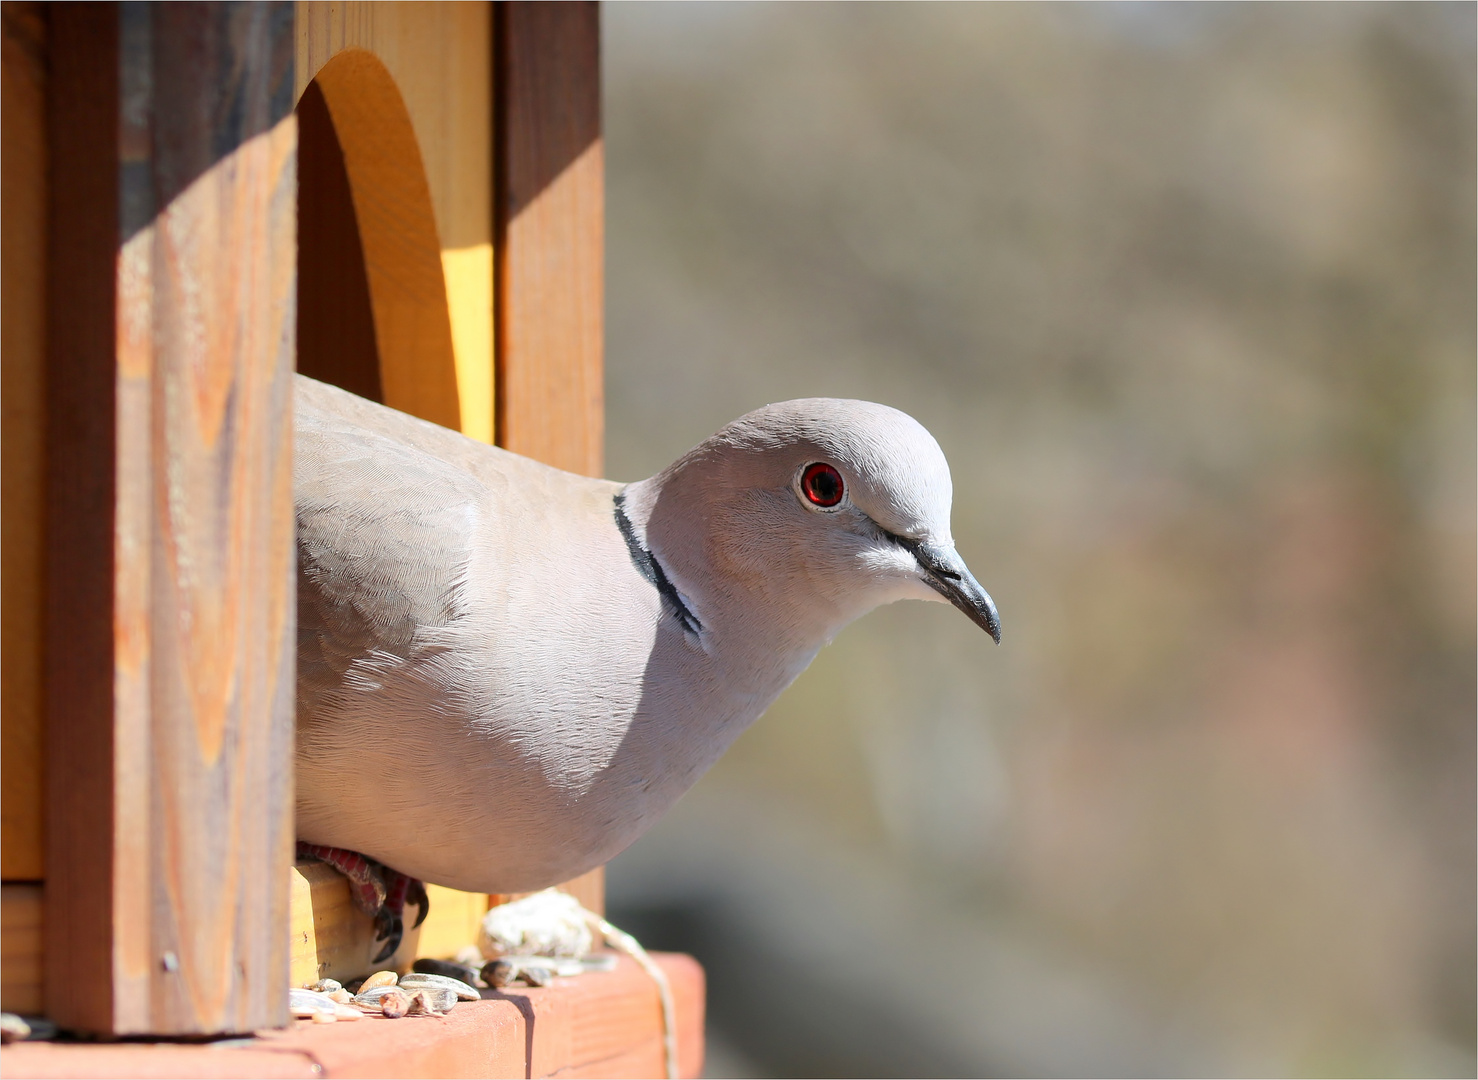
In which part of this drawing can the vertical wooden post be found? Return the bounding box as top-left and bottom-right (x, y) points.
(495, 0), (607, 917)
(0, 11), (48, 1009)
(1, 2), (48, 895)
(45, 3), (297, 1036)
(495, 0), (604, 479)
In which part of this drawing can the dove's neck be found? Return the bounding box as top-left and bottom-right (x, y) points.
(619, 473), (857, 668)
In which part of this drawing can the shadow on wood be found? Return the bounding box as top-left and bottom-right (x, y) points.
(297, 49), (460, 432)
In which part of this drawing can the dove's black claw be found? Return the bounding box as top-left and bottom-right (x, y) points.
(372, 911), (404, 964)
(294, 843), (427, 962)
(408, 879), (430, 929)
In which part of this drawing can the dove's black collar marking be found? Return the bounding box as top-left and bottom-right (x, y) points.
(614, 492), (704, 636)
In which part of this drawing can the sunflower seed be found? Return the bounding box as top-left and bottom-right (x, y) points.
(412, 958), (483, 987)
(0, 1014), (30, 1044)
(399, 972), (478, 1001)
(289, 988), (338, 1017)
(359, 969), (398, 991)
(378, 988), (409, 1019)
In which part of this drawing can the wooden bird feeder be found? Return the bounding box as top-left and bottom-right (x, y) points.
(0, 4), (703, 1075)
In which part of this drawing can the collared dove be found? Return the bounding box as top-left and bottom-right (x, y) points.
(293, 374), (999, 954)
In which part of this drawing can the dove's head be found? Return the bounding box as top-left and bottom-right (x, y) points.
(623, 399), (1000, 647)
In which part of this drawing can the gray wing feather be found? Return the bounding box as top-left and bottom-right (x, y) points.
(295, 391), (488, 720)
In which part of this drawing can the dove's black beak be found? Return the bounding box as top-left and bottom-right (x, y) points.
(906, 540), (1002, 644)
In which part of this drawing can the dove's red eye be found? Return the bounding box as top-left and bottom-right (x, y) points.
(800, 463), (845, 508)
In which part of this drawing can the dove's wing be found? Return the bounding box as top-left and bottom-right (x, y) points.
(292, 376), (662, 891)
(294, 394), (489, 720)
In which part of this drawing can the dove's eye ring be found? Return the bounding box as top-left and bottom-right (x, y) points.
(800, 463), (845, 508)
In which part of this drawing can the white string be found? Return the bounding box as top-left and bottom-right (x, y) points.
(477, 889), (679, 1080)
(589, 914), (678, 1080)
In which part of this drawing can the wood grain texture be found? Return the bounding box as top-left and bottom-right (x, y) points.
(296, 2), (495, 443)
(1, 1), (47, 883)
(46, 3), (297, 1036)
(495, 0), (604, 479)
(1, 884), (42, 1014)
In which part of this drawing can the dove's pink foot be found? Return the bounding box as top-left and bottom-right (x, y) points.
(296, 842), (429, 963)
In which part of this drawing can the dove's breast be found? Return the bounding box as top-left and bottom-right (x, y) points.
(291, 376), (694, 891)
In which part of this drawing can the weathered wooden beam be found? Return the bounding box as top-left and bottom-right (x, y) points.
(45, 3), (297, 1035)
(495, 0), (604, 479)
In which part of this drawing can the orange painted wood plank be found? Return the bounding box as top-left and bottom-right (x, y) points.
(0, 1), (48, 884)
(44, 4), (297, 1036)
(0, 1043), (318, 1079)
(1, 954), (705, 1080)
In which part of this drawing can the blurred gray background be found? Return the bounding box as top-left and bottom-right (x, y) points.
(598, 4), (1476, 1077)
